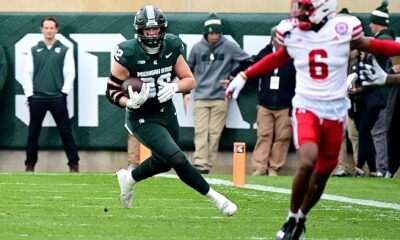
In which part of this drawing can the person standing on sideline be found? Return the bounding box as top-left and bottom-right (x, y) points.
(251, 26), (296, 176)
(23, 17), (80, 172)
(225, 0), (400, 238)
(369, 0), (395, 177)
(107, 5), (237, 216)
(334, 47), (360, 177)
(361, 55), (400, 178)
(186, 13), (252, 174)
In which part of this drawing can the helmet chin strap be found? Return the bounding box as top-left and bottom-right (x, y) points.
(140, 42), (160, 54)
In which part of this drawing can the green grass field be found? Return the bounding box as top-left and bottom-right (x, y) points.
(0, 173), (399, 239)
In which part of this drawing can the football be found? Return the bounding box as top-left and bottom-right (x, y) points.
(121, 77), (144, 96)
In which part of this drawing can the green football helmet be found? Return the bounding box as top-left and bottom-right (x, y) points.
(134, 5), (168, 52)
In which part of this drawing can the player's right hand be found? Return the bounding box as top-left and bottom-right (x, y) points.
(225, 72), (247, 100)
(126, 83), (153, 109)
(359, 56), (388, 86)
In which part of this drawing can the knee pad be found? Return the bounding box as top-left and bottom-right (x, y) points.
(169, 151), (189, 170)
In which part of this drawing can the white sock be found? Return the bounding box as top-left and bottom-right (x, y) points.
(206, 187), (228, 207)
(287, 210), (298, 221)
(298, 209), (306, 219)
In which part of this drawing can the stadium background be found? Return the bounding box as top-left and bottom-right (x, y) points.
(0, 0), (399, 173)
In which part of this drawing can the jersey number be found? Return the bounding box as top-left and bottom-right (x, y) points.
(309, 50), (328, 80)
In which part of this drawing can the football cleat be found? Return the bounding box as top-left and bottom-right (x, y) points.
(292, 218), (306, 240)
(276, 217), (297, 240)
(116, 169), (136, 208)
(218, 200), (237, 216)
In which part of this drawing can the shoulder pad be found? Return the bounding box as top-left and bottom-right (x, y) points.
(335, 15), (364, 40)
(164, 34), (183, 48)
(164, 33), (184, 55)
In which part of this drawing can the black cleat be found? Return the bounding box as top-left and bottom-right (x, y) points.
(276, 217), (297, 240)
(292, 218), (306, 240)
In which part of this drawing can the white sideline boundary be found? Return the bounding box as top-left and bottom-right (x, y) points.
(159, 174), (400, 211)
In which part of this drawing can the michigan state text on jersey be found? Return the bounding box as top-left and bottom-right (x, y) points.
(114, 34), (183, 114)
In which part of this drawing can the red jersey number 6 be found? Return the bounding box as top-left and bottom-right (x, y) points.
(309, 49), (328, 80)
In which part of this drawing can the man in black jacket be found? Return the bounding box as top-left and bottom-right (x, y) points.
(368, 0), (395, 177)
(250, 26), (296, 176)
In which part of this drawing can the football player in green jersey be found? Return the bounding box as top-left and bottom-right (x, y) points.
(106, 5), (237, 216)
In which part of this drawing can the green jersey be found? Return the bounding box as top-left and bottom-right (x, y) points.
(115, 34), (184, 114)
(31, 40), (68, 98)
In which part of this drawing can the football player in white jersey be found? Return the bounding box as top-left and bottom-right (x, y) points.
(226, 0), (400, 239)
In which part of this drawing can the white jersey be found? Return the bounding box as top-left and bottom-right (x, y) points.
(276, 16), (363, 100)
(276, 16), (363, 120)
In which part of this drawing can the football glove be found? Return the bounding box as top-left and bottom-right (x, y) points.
(157, 81), (178, 103)
(359, 56), (388, 86)
(225, 72), (246, 100)
(126, 83), (152, 109)
(346, 72), (358, 91)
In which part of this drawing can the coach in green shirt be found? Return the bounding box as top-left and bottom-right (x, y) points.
(23, 17), (80, 172)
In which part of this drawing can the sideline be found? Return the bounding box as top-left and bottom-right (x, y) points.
(159, 174), (400, 211)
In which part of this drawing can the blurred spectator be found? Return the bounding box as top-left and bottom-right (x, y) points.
(385, 63), (400, 178)
(369, 0), (395, 177)
(359, 58), (400, 178)
(186, 13), (252, 174)
(334, 47), (360, 177)
(347, 51), (384, 177)
(250, 26), (296, 176)
(23, 17), (80, 172)
(127, 134), (140, 170)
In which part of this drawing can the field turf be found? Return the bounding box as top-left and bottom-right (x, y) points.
(0, 173), (399, 239)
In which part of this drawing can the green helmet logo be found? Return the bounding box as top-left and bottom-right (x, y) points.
(134, 5), (168, 49)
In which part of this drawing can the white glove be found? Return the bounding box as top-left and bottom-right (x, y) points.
(157, 81), (178, 103)
(346, 72), (358, 91)
(126, 83), (152, 109)
(225, 73), (246, 100)
(360, 56), (388, 86)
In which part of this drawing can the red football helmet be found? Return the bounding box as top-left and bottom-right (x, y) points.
(290, 0), (337, 30)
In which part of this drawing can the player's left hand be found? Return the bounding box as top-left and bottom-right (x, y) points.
(346, 72), (358, 91)
(225, 72), (246, 100)
(157, 81), (178, 103)
(359, 56), (388, 86)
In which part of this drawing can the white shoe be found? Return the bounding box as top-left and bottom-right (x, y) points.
(206, 187), (237, 216)
(116, 169), (135, 208)
(218, 200), (237, 216)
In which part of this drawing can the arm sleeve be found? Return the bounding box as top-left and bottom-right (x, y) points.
(368, 38), (400, 57)
(23, 48), (34, 97)
(244, 47), (290, 79)
(62, 48), (76, 94)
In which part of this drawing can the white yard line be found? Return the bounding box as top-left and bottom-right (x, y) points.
(159, 174), (400, 211)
